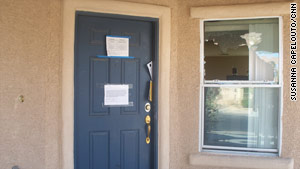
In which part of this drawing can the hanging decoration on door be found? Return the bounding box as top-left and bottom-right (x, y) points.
(147, 61), (153, 102)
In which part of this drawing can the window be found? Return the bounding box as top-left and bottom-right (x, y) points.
(200, 17), (282, 153)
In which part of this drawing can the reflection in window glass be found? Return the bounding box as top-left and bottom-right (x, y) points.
(204, 18), (279, 83)
(204, 87), (279, 149)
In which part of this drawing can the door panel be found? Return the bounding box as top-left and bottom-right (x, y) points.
(75, 12), (158, 169)
(90, 131), (110, 169)
(90, 58), (109, 115)
(121, 130), (139, 169)
(122, 59), (139, 114)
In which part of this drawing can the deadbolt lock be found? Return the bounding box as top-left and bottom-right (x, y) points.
(145, 103), (151, 112)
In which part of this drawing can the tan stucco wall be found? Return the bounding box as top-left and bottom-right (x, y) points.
(172, 1), (300, 169)
(1, 0), (300, 169)
(0, 0), (62, 169)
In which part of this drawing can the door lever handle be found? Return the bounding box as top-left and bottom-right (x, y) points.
(145, 115), (151, 144)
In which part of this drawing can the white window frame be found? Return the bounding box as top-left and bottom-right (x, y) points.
(199, 16), (283, 155)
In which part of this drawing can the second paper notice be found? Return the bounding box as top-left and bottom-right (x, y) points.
(104, 84), (129, 106)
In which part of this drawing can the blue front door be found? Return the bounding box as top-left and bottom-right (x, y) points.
(74, 12), (158, 169)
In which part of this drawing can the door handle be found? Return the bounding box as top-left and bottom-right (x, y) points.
(145, 115), (151, 144)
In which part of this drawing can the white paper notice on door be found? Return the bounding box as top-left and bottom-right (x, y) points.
(106, 35), (129, 56)
(104, 84), (129, 106)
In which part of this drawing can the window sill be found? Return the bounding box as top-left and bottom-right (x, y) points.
(189, 152), (294, 169)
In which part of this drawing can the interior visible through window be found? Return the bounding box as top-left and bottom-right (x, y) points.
(201, 17), (282, 153)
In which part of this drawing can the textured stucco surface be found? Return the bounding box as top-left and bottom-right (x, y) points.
(0, 0), (62, 169)
(171, 1), (300, 169)
(1, 0), (300, 169)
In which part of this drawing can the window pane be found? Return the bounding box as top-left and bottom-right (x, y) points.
(204, 18), (279, 83)
(204, 87), (279, 150)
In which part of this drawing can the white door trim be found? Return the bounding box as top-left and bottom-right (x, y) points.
(62, 1), (171, 169)
(190, 2), (290, 19)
